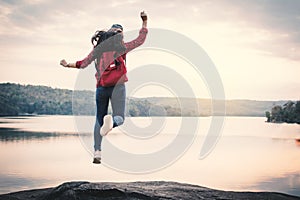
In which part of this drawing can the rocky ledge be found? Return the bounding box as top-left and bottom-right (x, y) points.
(0, 181), (299, 200)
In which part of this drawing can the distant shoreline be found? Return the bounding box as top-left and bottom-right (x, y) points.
(0, 82), (297, 118)
(0, 114), (275, 118)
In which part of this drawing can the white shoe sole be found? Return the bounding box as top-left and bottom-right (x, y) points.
(100, 115), (113, 136)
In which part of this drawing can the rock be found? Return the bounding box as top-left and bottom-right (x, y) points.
(0, 181), (299, 200)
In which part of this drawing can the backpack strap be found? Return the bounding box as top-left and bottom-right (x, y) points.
(122, 53), (126, 65)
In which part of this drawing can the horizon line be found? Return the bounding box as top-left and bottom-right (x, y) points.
(0, 82), (298, 102)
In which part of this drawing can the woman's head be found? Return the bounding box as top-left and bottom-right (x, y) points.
(92, 24), (126, 53)
(110, 24), (123, 32)
(92, 24), (124, 47)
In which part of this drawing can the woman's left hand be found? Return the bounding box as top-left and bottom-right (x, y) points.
(140, 11), (147, 21)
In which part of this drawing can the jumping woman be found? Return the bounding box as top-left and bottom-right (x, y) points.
(60, 11), (148, 164)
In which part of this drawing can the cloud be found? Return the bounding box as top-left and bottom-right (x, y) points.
(1, 0), (299, 62)
(133, 0), (300, 61)
(0, 0), (299, 99)
(219, 0), (300, 60)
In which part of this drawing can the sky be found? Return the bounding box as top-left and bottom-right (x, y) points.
(0, 0), (299, 100)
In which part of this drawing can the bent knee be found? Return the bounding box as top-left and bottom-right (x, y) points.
(113, 115), (124, 127)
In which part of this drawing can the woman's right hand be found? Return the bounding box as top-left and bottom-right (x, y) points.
(60, 59), (68, 67)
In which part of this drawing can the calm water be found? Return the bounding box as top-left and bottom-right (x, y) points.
(0, 116), (300, 197)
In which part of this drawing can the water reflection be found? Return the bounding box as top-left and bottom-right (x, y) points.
(295, 139), (300, 147)
(0, 127), (85, 142)
(3, 117), (34, 120)
(249, 173), (300, 197)
(0, 116), (299, 197)
(0, 173), (50, 194)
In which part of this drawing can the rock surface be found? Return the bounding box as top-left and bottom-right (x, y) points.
(0, 181), (299, 200)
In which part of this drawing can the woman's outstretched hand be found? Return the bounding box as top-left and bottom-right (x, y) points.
(60, 59), (76, 68)
(60, 59), (68, 67)
(141, 11), (147, 21)
(141, 11), (147, 28)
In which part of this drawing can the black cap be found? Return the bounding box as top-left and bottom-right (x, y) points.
(111, 24), (123, 31)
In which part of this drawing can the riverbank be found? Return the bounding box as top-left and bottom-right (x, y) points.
(0, 181), (299, 200)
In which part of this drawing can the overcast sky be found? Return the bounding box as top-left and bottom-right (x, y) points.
(0, 0), (299, 100)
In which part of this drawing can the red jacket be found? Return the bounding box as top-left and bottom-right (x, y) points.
(76, 28), (148, 87)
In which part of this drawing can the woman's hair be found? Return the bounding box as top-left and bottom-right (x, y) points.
(91, 29), (126, 52)
(92, 28), (127, 67)
(91, 30), (106, 47)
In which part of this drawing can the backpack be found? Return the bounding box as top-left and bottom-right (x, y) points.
(92, 30), (128, 87)
(98, 52), (128, 87)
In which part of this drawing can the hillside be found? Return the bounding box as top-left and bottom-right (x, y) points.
(0, 83), (287, 117)
(0, 83), (94, 116)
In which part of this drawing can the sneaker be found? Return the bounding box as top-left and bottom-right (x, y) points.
(100, 115), (113, 136)
(93, 150), (101, 164)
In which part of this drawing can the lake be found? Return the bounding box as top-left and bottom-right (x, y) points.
(0, 115), (299, 197)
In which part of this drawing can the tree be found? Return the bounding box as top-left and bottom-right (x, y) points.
(295, 101), (300, 123)
(265, 111), (271, 122)
(267, 101), (300, 124)
(271, 105), (283, 122)
(282, 101), (295, 123)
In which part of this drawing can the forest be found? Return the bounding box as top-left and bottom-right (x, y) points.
(266, 101), (300, 124)
(0, 83), (292, 117)
(0, 83), (184, 116)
